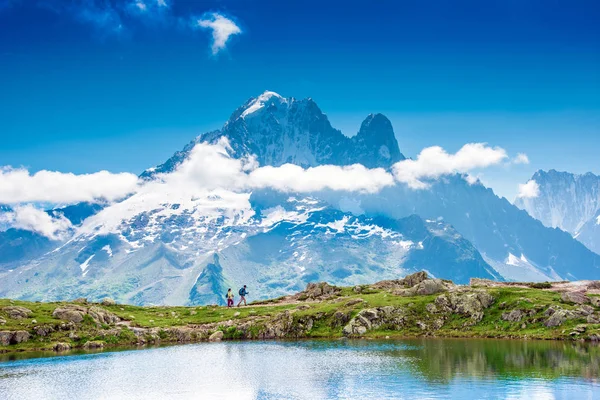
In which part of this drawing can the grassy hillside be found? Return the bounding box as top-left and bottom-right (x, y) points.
(1, 273), (600, 355)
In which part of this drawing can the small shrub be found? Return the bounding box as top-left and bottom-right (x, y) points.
(529, 282), (552, 289)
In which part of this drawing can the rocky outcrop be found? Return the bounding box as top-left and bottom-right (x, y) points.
(2, 306), (32, 319)
(434, 291), (495, 325)
(52, 305), (120, 325)
(343, 306), (406, 336)
(54, 342), (71, 351)
(589, 296), (600, 307)
(561, 291), (590, 304)
(544, 306), (577, 327)
(0, 330), (30, 345)
(296, 282), (341, 301)
(502, 309), (525, 322)
(396, 279), (450, 296)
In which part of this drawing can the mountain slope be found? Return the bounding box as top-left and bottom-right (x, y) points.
(3, 91), (600, 304)
(515, 170), (600, 254)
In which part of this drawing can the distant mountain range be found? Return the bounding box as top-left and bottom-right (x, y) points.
(515, 169), (600, 255)
(1, 92), (599, 305)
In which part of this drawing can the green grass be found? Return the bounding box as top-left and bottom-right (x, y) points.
(2, 283), (599, 354)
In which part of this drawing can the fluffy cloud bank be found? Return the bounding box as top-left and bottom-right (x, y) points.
(0, 167), (139, 205)
(1, 139), (523, 238)
(392, 143), (508, 189)
(0, 205), (72, 240)
(517, 180), (540, 199)
(196, 13), (242, 55)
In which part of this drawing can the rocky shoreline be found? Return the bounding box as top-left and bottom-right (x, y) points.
(1, 272), (600, 355)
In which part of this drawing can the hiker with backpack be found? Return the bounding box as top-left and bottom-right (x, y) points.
(237, 285), (249, 307)
(226, 288), (234, 308)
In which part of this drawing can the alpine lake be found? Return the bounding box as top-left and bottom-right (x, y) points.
(0, 338), (598, 399)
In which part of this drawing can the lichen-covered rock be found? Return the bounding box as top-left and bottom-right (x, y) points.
(426, 303), (438, 314)
(261, 311), (294, 339)
(342, 307), (405, 336)
(589, 296), (600, 307)
(397, 279), (449, 296)
(561, 291), (590, 305)
(52, 305), (87, 323)
(433, 291), (494, 324)
(502, 309), (524, 322)
(544, 307), (576, 327)
(2, 306), (33, 319)
(331, 311), (351, 327)
(209, 330), (224, 342)
(588, 314), (600, 324)
(88, 306), (120, 325)
(73, 298), (88, 304)
(346, 298), (364, 307)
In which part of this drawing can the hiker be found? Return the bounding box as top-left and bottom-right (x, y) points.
(237, 285), (249, 307)
(226, 288), (234, 308)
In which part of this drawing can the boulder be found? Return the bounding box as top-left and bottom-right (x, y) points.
(82, 340), (104, 349)
(101, 298), (116, 306)
(54, 342), (71, 352)
(52, 305), (87, 323)
(87, 306), (120, 324)
(589, 296), (600, 308)
(544, 308), (576, 327)
(346, 298), (364, 307)
(73, 298), (88, 304)
(208, 331), (223, 342)
(561, 291), (590, 305)
(0, 317), (5, 325)
(35, 325), (55, 336)
(301, 282), (340, 300)
(12, 331), (30, 344)
(402, 271), (429, 287)
(0, 331), (12, 346)
(502, 309), (524, 322)
(2, 306), (33, 319)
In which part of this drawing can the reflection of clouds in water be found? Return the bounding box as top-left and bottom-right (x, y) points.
(0, 340), (598, 400)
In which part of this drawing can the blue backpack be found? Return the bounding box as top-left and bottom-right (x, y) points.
(239, 288), (244, 296)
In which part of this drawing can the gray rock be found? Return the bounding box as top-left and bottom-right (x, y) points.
(54, 342), (71, 352)
(346, 298), (364, 307)
(502, 309), (524, 322)
(544, 308), (576, 327)
(561, 291), (590, 305)
(0, 331), (12, 346)
(577, 305), (594, 316)
(0, 317), (5, 325)
(402, 271), (429, 287)
(88, 306), (120, 324)
(426, 303), (438, 314)
(589, 296), (600, 307)
(587, 314), (600, 324)
(35, 325), (55, 336)
(12, 331), (30, 344)
(101, 298), (116, 306)
(2, 306), (33, 319)
(73, 298), (88, 304)
(52, 305), (87, 323)
(82, 340), (104, 349)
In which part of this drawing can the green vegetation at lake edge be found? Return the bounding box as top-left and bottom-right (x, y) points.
(1, 272), (600, 355)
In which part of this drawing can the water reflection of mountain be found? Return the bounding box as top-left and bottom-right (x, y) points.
(401, 339), (600, 382)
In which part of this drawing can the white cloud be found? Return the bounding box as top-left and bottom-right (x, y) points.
(517, 180), (540, 198)
(196, 12), (242, 54)
(0, 167), (140, 205)
(162, 138), (394, 194)
(512, 153), (530, 165)
(392, 143), (508, 189)
(0, 205), (73, 240)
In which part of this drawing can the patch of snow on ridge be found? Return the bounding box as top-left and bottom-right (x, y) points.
(80, 255), (94, 274)
(506, 253), (520, 266)
(102, 245), (112, 257)
(316, 216), (349, 233)
(241, 91), (286, 118)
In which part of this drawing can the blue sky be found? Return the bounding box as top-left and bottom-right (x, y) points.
(0, 0), (598, 199)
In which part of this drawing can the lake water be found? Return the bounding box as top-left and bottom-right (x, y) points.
(0, 339), (598, 399)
